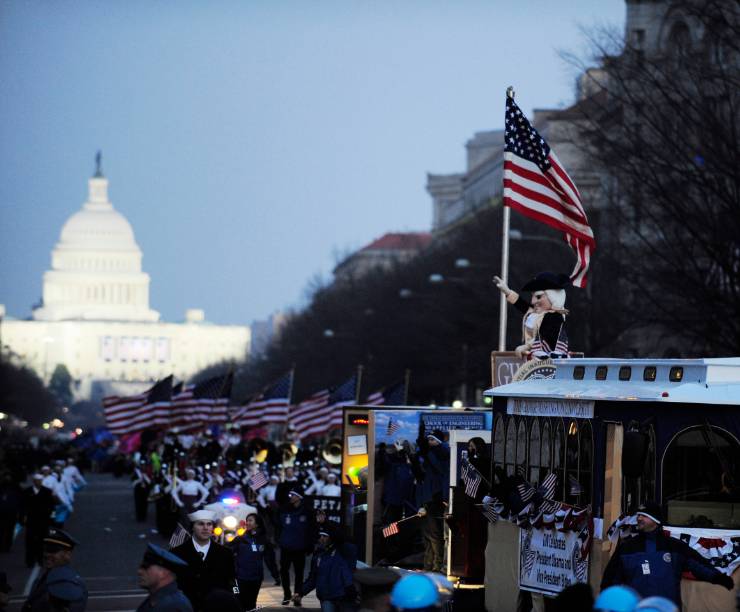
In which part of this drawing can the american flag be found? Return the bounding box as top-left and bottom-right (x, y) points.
(517, 481), (536, 503)
(290, 373), (358, 440)
(168, 522), (191, 549)
(192, 373), (233, 424)
(503, 95), (596, 288)
(480, 500), (499, 524)
(386, 417), (401, 437)
(237, 371), (293, 426)
(461, 461), (482, 498)
(539, 472), (558, 501)
(382, 522), (399, 538)
(248, 471), (269, 491)
(103, 376), (173, 435)
(366, 378), (408, 406)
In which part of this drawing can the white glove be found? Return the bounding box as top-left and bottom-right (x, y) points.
(393, 440), (404, 451)
(483, 496), (495, 505)
(515, 344), (532, 358)
(493, 276), (511, 295)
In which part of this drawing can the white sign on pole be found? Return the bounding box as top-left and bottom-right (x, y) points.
(519, 527), (589, 596)
(507, 398), (594, 419)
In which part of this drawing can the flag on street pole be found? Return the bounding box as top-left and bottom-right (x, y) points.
(236, 371), (293, 426)
(103, 376), (173, 435)
(503, 94), (596, 287)
(366, 377), (409, 406)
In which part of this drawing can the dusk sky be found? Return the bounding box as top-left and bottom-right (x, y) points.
(0, 1), (624, 326)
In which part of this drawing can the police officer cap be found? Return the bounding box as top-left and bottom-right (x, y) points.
(594, 585), (641, 612)
(46, 566), (86, 603)
(353, 567), (400, 589)
(44, 528), (78, 551)
(521, 272), (571, 292)
(141, 543), (188, 574)
(636, 501), (663, 525)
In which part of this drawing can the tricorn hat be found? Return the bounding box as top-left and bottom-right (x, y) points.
(521, 272), (571, 292)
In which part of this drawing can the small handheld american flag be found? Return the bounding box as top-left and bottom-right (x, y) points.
(168, 523), (190, 549)
(382, 522), (400, 538)
(248, 472), (269, 491)
(461, 461), (482, 498)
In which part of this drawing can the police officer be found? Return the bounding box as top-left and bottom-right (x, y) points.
(170, 510), (236, 611)
(136, 543), (193, 612)
(22, 528), (87, 612)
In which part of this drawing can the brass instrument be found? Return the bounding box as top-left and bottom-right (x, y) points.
(321, 438), (343, 465)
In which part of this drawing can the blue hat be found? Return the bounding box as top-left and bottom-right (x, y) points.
(141, 543), (188, 574)
(594, 585), (641, 611)
(46, 567), (86, 603)
(635, 596), (678, 612)
(390, 574), (440, 610)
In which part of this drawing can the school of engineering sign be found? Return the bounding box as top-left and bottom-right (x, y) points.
(506, 398), (594, 419)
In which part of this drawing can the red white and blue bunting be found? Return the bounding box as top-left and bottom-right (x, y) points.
(606, 514), (740, 576)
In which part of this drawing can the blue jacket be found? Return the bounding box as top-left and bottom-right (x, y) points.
(415, 443), (450, 506)
(601, 529), (727, 606)
(278, 503), (312, 552)
(301, 547), (354, 602)
(233, 531), (269, 581)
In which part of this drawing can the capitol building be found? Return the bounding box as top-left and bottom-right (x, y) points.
(1, 162), (250, 401)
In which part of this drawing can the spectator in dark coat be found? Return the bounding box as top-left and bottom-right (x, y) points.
(298, 528), (355, 612)
(0, 473), (22, 552)
(20, 474), (55, 568)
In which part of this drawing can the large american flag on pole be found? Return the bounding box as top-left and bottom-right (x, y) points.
(365, 378), (408, 406)
(503, 94), (596, 288)
(234, 370), (293, 426)
(290, 373), (359, 440)
(103, 375), (173, 435)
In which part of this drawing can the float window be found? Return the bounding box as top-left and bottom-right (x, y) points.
(662, 425), (740, 528)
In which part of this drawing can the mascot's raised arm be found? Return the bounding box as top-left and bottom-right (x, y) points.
(493, 271), (571, 360)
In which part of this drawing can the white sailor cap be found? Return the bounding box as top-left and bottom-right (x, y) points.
(188, 509), (216, 523)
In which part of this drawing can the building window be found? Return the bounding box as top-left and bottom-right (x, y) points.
(505, 417), (517, 476)
(552, 420), (565, 501)
(662, 425), (740, 528)
(516, 420), (528, 477)
(622, 424), (656, 513)
(493, 414), (505, 474)
(528, 419), (541, 485)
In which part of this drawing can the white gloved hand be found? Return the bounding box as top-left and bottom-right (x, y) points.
(393, 439), (404, 451)
(492, 276), (511, 295)
(515, 344), (531, 358)
(482, 496), (495, 505)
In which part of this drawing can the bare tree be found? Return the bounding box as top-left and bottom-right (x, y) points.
(570, 0), (740, 355)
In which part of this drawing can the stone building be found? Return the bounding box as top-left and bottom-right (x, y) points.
(1, 164), (250, 401)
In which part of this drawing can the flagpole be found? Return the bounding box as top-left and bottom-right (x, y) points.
(355, 364), (364, 404)
(402, 369), (411, 405)
(498, 86), (515, 351)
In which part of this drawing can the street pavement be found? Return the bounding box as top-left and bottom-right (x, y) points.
(3, 473), (319, 611)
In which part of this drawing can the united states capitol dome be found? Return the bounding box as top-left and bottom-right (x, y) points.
(33, 155), (159, 322)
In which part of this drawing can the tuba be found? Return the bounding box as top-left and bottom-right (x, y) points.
(278, 442), (298, 467)
(321, 438), (343, 465)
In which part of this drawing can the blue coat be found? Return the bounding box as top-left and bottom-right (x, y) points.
(278, 504), (312, 552)
(233, 532), (269, 581)
(601, 529), (727, 606)
(301, 548), (354, 602)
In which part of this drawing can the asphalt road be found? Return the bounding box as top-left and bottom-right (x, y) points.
(4, 473), (319, 611)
